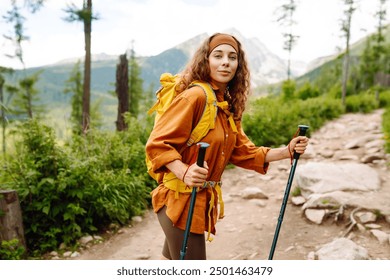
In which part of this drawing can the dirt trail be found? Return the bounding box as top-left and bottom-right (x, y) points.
(74, 110), (390, 260)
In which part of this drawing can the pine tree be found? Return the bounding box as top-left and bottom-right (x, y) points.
(373, 0), (388, 101)
(340, 0), (358, 106)
(64, 61), (102, 135)
(362, 39), (374, 88)
(128, 45), (143, 117)
(10, 71), (45, 119)
(3, 0), (46, 68)
(64, 61), (83, 135)
(64, 0), (98, 134)
(275, 0), (299, 81)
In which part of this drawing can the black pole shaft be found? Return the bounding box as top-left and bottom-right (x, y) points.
(268, 159), (298, 260)
(268, 125), (309, 260)
(180, 142), (209, 260)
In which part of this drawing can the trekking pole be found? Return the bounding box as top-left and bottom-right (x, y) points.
(268, 125), (309, 260)
(180, 142), (210, 260)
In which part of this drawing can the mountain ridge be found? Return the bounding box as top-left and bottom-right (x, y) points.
(10, 26), (376, 109)
(39, 28), (308, 90)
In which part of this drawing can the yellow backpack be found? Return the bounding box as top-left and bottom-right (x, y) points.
(146, 73), (237, 182)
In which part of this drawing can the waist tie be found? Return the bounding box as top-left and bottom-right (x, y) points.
(163, 172), (224, 241)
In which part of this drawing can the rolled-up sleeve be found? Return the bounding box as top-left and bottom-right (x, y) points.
(145, 87), (206, 174)
(229, 122), (271, 174)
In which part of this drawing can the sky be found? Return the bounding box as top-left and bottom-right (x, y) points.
(0, 0), (389, 69)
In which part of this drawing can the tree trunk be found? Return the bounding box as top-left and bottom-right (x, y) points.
(26, 88), (33, 119)
(341, 1), (354, 107)
(341, 48), (350, 106)
(116, 54), (129, 131)
(0, 190), (26, 250)
(82, 0), (92, 134)
(0, 78), (5, 155)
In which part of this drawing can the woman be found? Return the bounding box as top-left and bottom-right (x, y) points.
(145, 33), (309, 260)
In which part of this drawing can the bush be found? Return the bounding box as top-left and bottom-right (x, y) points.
(0, 239), (26, 260)
(379, 89), (390, 108)
(345, 91), (379, 113)
(243, 97), (292, 147)
(383, 106), (390, 154)
(295, 82), (320, 100)
(243, 95), (344, 147)
(281, 80), (296, 101)
(1, 118), (153, 255)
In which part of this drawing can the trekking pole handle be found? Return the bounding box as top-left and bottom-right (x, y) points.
(196, 142), (210, 167)
(293, 125), (309, 160)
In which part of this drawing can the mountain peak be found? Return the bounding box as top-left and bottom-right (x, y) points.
(174, 33), (209, 56)
(52, 52), (117, 66)
(220, 27), (243, 37)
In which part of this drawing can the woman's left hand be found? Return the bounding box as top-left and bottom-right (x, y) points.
(289, 136), (309, 155)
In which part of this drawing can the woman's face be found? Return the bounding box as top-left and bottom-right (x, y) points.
(208, 44), (238, 89)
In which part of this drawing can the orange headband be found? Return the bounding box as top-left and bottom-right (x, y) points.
(208, 34), (239, 54)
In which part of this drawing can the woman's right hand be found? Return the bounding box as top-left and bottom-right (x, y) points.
(182, 161), (209, 187)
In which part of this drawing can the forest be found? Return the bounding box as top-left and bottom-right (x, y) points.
(0, 0), (389, 259)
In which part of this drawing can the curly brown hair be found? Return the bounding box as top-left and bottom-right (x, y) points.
(177, 33), (251, 120)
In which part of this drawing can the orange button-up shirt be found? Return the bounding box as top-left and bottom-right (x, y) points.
(145, 83), (270, 236)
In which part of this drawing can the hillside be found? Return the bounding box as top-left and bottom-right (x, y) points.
(297, 24), (390, 85)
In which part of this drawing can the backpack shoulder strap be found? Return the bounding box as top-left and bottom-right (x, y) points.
(186, 81), (218, 146)
(186, 81), (238, 146)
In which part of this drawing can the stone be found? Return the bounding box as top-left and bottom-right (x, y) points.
(318, 150), (334, 158)
(132, 216), (143, 223)
(304, 209), (326, 224)
(302, 191), (356, 209)
(364, 223), (381, 229)
(291, 196), (306, 206)
(315, 238), (369, 260)
(70, 251), (80, 258)
(79, 235), (94, 245)
(49, 251), (58, 257)
(296, 162), (380, 195)
(355, 211), (377, 224)
(344, 139), (361, 149)
(240, 187), (268, 199)
(361, 154), (384, 164)
(338, 155), (360, 161)
(370, 229), (389, 244)
(63, 251), (72, 258)
(250, 199), (267, 207)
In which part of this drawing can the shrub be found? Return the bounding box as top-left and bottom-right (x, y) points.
(1, 118), (153, 255)
(243, 97), (293, 147)
(383, 106), (390, 154)
(281, 80), (296, 101)
(379, 89), (390, 108)
(0, 239), (26, 260)
(345, 91), (379, 113)
(295, 82), (320, 100)
(243, 95), (344, 147)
